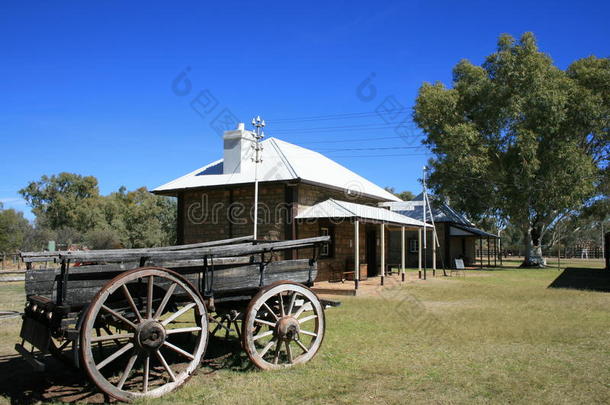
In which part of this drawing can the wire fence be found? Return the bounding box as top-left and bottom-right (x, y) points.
(478, 247), (606, 260)
(557, 247), (605, 259)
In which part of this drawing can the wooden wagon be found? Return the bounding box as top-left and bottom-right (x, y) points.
(17, 235), (332, 402)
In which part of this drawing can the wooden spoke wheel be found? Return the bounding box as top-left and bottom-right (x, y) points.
(80, 267), (208, 402)
(242, 282), (325, 370)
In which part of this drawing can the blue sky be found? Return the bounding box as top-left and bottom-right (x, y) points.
(1, 0), (609, 219)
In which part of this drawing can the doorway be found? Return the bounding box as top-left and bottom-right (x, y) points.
(365, 228), (377, 277)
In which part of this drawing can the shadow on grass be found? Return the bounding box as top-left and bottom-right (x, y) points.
(548, 267), (610, 292)
(202, 335), (253, 372)
(0, 353), (103, 404)
(0, 336), (251, 404)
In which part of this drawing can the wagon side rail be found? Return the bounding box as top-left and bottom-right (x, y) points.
(55, 236), (330, 263)
(23, 236), (330, 306)
(20, 235), (256, 264)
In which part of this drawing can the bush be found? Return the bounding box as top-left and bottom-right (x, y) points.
(85, 228), (123, 250)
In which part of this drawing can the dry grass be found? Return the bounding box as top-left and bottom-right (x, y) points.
(0, 259), (608, 404)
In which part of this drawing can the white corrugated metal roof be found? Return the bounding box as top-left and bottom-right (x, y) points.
(295, 199), (430, 227)
(379, 194), (497, 236)
(153, 137), (400, 202)
(379, 193), (474, 225)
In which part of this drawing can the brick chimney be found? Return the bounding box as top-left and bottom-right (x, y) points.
(222, 123), (256, 175)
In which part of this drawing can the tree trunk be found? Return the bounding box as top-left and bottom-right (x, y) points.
(520, 225), (546, 267)
(524, 228), (532, 262)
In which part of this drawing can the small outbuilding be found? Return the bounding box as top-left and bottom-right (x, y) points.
(381, 194), (500, 269)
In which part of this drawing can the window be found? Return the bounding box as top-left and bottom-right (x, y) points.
(409, 239), (419, 253)
(320, 226), (331, 257)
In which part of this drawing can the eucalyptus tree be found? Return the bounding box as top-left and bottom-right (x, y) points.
(413, 32), (609, 266)
(20, 174), (177, 249)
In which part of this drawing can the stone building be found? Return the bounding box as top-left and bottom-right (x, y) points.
(153, 123), (427, 282)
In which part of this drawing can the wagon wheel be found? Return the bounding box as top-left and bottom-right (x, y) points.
(80, 267), (208, 402)
(242, 282), (325, 370)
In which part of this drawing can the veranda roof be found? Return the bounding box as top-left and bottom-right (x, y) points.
(379, 194), (498, 238)
(295, 199), (431, 228)
(449, 224), (498, 238)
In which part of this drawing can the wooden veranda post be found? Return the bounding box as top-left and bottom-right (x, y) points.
(432, 233), (437, 276)
(418, 228), (422, 279)
(354, 220), (360, 290)
(401, 226), (405, 282)
(480, 238), (483, 269)
(487, 237), (491, 267)
(494, 238), (497, 267)
(380, 223), (385, 286)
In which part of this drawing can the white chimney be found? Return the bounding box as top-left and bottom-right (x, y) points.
(223, 123), (256, 175)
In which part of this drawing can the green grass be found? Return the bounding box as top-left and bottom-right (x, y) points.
(0, 261), (608, 404)
(0, 282), (25, 356)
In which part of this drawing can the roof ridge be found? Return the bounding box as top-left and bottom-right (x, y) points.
(329, 198), (358, 217)
(268, 138), (298, 178)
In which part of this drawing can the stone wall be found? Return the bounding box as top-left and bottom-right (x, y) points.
(180, 181), (378, 244)
(181, 183), (288, 244)
(183, 188), (231, 243)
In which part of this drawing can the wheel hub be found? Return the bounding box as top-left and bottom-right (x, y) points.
(136, 320), (166, 351)
(275, 316), (300, 341)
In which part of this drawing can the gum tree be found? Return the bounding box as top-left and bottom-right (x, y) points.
(20, 174), (177, 248)
(413, 32), (609, 266)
